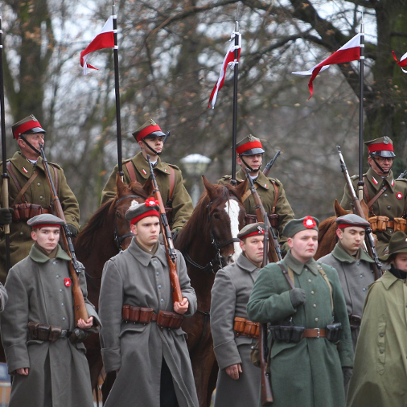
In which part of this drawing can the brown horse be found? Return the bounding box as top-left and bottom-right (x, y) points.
(175, 176), (247, 407)
(74, 175), (149, 397)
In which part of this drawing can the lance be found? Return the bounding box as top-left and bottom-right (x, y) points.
(112, 3), (123, 179)
(357, 17), (365, 201)
(0, 8), (11, 272)
(231, 15), (242, 185)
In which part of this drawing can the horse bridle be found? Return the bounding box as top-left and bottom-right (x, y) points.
(184, 197), (241, 274)
(114, 194), (143, 250)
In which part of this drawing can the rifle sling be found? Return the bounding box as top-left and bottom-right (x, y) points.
(363, 175), (387, 216)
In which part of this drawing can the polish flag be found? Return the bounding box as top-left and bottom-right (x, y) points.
(392, 51), (407, 74)
(80, 16), (115, 75)
(208, 37), (241, 109)
(292, 33), (362, 99)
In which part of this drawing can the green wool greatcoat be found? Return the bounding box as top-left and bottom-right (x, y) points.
(340, 167), (407, 255)
(100, 151), (193, 231)
(219, 168), (294, 244)
(0, 152), (80, 282)
(347, 271), (407, 407)
(0, 244), (100, 407)
(99, 238), (198, 407)
(247, 251), (354, 407)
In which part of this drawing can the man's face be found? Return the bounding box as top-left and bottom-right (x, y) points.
(31, 226), (60, 254)
(240, 235), (264, 267)
(138, 136), (164, 158)
(18, 132), (44, 160)
(393, 253), (407, 272)
(131, 216), (160, 250)
(368, 156), (394, 177)
(336, 226), (365, 256)
(237, 154), (263, 173)
(288, 229), (318, 263)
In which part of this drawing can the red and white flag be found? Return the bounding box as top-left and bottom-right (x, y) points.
(392, 51), (407, 74)
(80, 16), (115, 75)
(292, 33), (362, 99)
(208, 36), (241, 109)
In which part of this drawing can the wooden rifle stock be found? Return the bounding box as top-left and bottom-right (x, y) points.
(147, 156), (182, 304)
(39, 145), (88, 323)
(337, 146), (382, 280)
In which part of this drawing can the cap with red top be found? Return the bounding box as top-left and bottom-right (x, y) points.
(12, 114), (46, 140)
(237, 222), (265, 240)
(27, 214), (64, 229)
(125, 198), (160, 225)
(365, 136), (396, 158)
(282, 216), (319, 238)
(132, 118), (166, 142)
(236, 135), (265, 156)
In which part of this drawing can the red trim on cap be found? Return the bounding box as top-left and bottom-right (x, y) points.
(303, 216), (317, 229)
(236, 140), (263, 155)
(130, 210), (160, 225)
(241, 230), (265, 239)
(338, 223), (357, 229)
(31, 224), (61, 229)
(13, 119), (43, 139)
(135, 124), (162, 142)
(367, 142), (394, 153)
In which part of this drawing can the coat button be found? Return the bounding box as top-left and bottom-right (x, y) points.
(308, 279), (312, 283)
(156, 272), (159, 276)
(56, 275), (59, 278)
(380, 349), (384, 354)
(379, 333), (384, 337)
(161, 299), (164, 302)
(387, 206), (391, 210)
(311, 291), (315, 295)
(315, 318), (318, 322)
(360, 275), (363, 278)
(61, 303), (64, 306)
(313, 304), (317, 308)
(384, 193), (388, 197)
(37, 182), (41, 186)
(60, 289), (63, 292)
(62, 317), (66, 321)
(158, 285), (162, 289)
(40, 195), (44, 200)
(363, 287), (366, 291)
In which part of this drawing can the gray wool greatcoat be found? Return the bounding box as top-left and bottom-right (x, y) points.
(0, 244), (100, 407)
(99, 238), (199, 407)
(319, 243), (375, 351)
(210, 253), (261, 407)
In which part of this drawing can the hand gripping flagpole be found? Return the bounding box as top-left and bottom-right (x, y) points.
(231, 19), (242, 186)
(0, 7), (11, 272)
(112, 4), (124, 179)
(357, 16), (365, 201)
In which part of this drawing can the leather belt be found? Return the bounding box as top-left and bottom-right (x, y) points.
(302, 328), (326, 338)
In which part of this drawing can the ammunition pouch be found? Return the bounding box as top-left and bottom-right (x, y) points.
(28, 322), (63, 342)
(233, 317), (260, 338)
(270, 324), (305, 343)
(69, 328), (88, 344)
(12, 203), (52, 223)
(325, 323), (342, 343)
(122, 305), (184, 329)
(394, 217), (407, 232)
(245, 213), (279, 228)
(349, 314), (362, 330)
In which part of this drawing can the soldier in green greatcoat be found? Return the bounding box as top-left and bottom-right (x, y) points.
(340, 137), (407, 256)
(101, 118), (193, 235)
(219, 135), (294, 250)
(0, 115), (80, 283)
(247, 216), (353, 407)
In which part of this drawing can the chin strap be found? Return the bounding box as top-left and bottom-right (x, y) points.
(240, 155), (260, 175)
(370, 155), (391, 175)
(141, 138), (162, 156)
(20, 134), (41, 156)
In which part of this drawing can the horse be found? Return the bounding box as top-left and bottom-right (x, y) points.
(74, 174), (149, 398)
(175, 176), (247, 407)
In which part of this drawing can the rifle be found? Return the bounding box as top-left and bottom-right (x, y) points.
(263, 150), (281, 177)
(147, 155), (182, 305)
(337, 146), (382, 280)
(39, 144), (88, 323)
(398, 168), (407, 179)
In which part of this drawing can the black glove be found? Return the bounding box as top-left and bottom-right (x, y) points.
(289, 288), (306, 308)
(66, 223), (78, 238)
(342, 367), (352, 386)
(69, 328), (88, 344)
(0, 208), (14, 225)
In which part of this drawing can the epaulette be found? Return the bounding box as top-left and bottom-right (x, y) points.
(49, 162), (62, 170)
(168, 163), (181, 171)
(350, 174), (358, 180)
(266, 177), (280, 186)
(220, 175), (232, 180)
(123, 158), (133, 164)
(395, 178), (407, 183)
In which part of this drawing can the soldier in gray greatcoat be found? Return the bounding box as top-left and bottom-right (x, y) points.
(0, 214), (100, 407)
(211, 222), (264, 407)
(99, 198), (198, 407)
(318, 214), (375, 352)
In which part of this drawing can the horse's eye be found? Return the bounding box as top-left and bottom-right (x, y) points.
(214, 213), (220, 220)
(116, 211), (122, 219)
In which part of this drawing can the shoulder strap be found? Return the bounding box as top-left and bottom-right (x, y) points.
(316, 264), (333, 312)
(125, 161), (137, 183)
(242, 184), (256, 203)
(168, 166), (175, 202)
(277, 263), (295, 289)
(271, 180), (278, 214)
(367, 186), (387, 213)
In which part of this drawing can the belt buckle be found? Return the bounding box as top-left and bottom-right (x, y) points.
(60, 330), (68, 339)
(314, 328), (320, 339)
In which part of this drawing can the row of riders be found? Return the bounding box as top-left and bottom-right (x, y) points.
(0, 114), (406, 406)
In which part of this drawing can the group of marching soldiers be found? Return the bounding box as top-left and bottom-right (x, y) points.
(0, 113), (406, 407)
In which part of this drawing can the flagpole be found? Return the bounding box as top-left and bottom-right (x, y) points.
(231, 20), (241, 186)
(112, 4), (123, 178)
(0, 7), (11, 272)
(358, 17), (365, 201)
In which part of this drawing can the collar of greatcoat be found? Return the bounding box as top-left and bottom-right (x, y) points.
(132, 151), (172, 181)
(128, 236), (167, 267)
(366, 167), (395, 192)
(29, 243), (71, 263)
(332, 243), (375, 264)
(283, 250), (319, 275)
(236, 252), (260, 273)
(379, 269), (403, 290)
